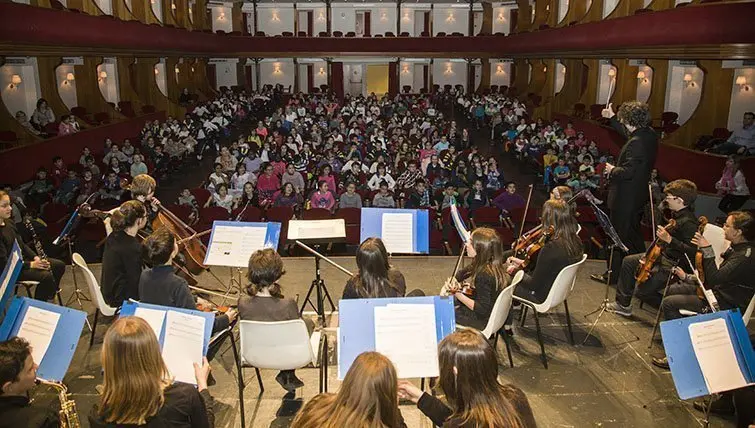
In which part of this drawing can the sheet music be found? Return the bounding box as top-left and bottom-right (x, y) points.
(381, 213), (414, 254)
(204, 224), (268, 268)
(689, 318), (747, 393)
(374, 304), (439, 378)
(288, 219), (345, 240)
(162, 311), (206, 385)
(134, 307), (167, 339)
(450, 204), (471, 243)
(0, 250), (20, 304)
(16, 306), (61, 365)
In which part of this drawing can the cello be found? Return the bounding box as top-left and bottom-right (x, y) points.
(151, 201), (208, 276)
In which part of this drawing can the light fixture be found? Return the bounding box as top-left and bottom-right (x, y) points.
(271, 10), (280, 22)
(218, 11), (226, 21)
(64, 72), (75, 85)
(380, 11), (387, 21)
(175, 66), (180, 74)
(608, 68), (616, 78)
(495, 64), (505, 75)
(561, 66), (566, 74)
(402, 10), (410, 21)
(542, 66), (547, 73)
(401, 64), (410, 74)
(683, 73), (696, 88)
(446, 12), (455, 22)
(444, 63), (454, 75)
(497, 11), (505, 22)
(9, 74), (22, 89)
(637, 70), (648, 84)
(735, 75), (750, 92)
(191, 66), (195, 72)
(317, 11), (325, 21)
(98, 71), (108, 82)
(273, 63), (282, 74)
(171, 2), (176, 10)
(154, 68), (159, 75)
(318, 67), (326, 75)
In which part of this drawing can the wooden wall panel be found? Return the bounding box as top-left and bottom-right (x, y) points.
(478, 58), (490, 93)
(514, 0), (532, 33)
(562, 0), (588, 26)
(606, 0), (646, 19)
(647, 0), (675, 11)
(581, 0), (605, 23)
(74, 57), (123, 119)
(232, 3), (244, 33)
(550, 58), (588, 115)
(164, 57), (181, 102)
(192, 0), (209, 31)
(646, 59), (669, 124)
(116, 57), (146, 113)
(131, 57), (185, 117)
(578, 59), (599, 107)
(67, 0), (104, 15)
(112, 0), (137, 21)
(37, 57), (72, 118)
(190, 58), (216, 99)
(533, 58), (557, 118)
(130, 0), (161, 25)
(608, 59), (638, 107)
(160, 0), (180, 28)
(511, 59), (530, 96)
(0, 59), (42, 147)
(480, 2), (493, 35)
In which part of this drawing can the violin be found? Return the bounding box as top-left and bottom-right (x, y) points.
(512, 225), (554, 272)
(635, 219), (676, 285)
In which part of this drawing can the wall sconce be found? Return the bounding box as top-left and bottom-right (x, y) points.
(446, 12), (455, 23)
(637, 70), (648, 84)
(317, 11), (325, 21)
(380, 11), (387, 21)
(218, 11), (226, 21)
(150, 0), (155, 4)
(9, 74), (22, 89)
(273, 63), (282, 75)
(444, 63), (454, 75)
(497, 11), (505, 22)
(318, 67), (326, 76)
(607, 68), (616, 78)
(683, 73), (696, 88)
(271, 10), (280, 22)
(542, 66), (547, 73)
(402, 10), (410, 21)
(495, 64), (505, 75)
(154, 68), (159, 75)
(175, 66), (180, 74)
(191, 66), (195, 73)
(64, 72), (75, 85)
(171, 2), (176, 10)
(401, 64), (410, 74)
(98, 71), (108, 82)
(735, 75), (750, 92)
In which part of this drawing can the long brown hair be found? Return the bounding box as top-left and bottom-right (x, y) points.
(110, 200), (146, 232)
(467, 227), (509, 292)
(99, 316), (171, 424)
(246, 248), (284, 297)
(438, 330), (526, 428)
(354, 238), (400, 298)
(541, 199), (582, 257)
(291, 352), (402, 428)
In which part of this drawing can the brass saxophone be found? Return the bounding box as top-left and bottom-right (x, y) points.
(36, 379), (81, 428)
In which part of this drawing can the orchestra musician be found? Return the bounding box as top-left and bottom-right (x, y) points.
(605, 179), (699, 317)
(448, 227), (510, 331)
(652, 210), (755, 369)
(104, 174), (159, 236)
(100, 200), (147, 307)
(507, 199), (583, 304)
(596, 101), (659, 284)
(0, 190), (65, 302)
(342, 237), (424, 299)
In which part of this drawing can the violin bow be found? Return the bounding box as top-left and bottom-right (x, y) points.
(648, 183), (656, 234)
(516, 184), (535, 246)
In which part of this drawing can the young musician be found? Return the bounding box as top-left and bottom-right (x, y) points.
(652, 210), (755, 369)
(100, 200), (147, 307)
(508, 199), (583, 304)
(291, 351), (407, 428)
(605, 179), (699, 317)
(342, 237), (416, 299)
(450, 227), (509, 330)
(104, 173), (159, 236)
(398, 330), (536, 428)
(0, 337), (59, 428)
(237, 248), (312, 392)
(89, 317), (214, 427)
(139, 228), (237, 334)
(0, 190), (65, 302)
(599, 101), (659, 284)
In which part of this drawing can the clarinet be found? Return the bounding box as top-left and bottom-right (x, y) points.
(24, 217), (47, 260)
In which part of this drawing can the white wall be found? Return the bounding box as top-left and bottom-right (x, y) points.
(555, 62), (566, 94)
(399, 62), (413, 92)
(557, 0), (569, 24)
(433, 6), (469, 35)
(492, 5), (517, 35)
(727, 68), (755, 131)
(596, 62), (616, 104)
(490, 61), (511, 88)
(257, 4), (295, 36)
(433, 60), (467, 91)
(260, 60), (295, 89)
(331, 5), (356, 34)
(603, 0), (619, 18)
(213, 60), (238, 90)
(1, 61), (41, 118)
(665, 62), (703, 125)
(95, 0), (112, 15)
(97, 61), (120, 104)
(343, 63), (365, 96)
(154, 62), (167, 98)
(55, 64), (78, 110)
(636, 64), (652, 104)
(296, 4), (327, 36)
(210, 4), (233, 33)
(151, 0), (163, 23)
(371, 5), (397, 36)
(313, 61), (328, 90)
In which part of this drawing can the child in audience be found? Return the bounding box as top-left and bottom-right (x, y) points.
(99, 172), (124, 201)
(404, 180), (431, 209)
(310, 181), (336, 211)
(205, 183), (233, 214)
(553, 157), (571, 185)
(207, 163), (229, 192)
(338, 182), (363, 209)
(273, 183), (302, 209)
(466, 179), (489, 214)
(54, 170), (80, 205)
(371, 181), (396, 208)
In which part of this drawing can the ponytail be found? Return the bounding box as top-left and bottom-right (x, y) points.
(111, 200), (146, 232)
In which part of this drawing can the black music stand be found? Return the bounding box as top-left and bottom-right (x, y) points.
(583, 201), (630, 344)
(54, 199), (93, 330)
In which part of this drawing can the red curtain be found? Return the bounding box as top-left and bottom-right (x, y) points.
(388, 62), (399, 96)
(330, 62), (344, 100)
(207, 64), (217, 90)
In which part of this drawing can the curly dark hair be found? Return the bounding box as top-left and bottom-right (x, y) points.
(0, 337), (31, 394)
(617, 101), (651, 129)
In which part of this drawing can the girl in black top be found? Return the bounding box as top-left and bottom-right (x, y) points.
(89, 316), (214, 428)
(508, 199), (583, 303)
(0, 190), (65, 302)
(342, 237), (410, 299)
(399, 329), (536, 428)
(100, 200), (147, 307)
(450, 227), (510, 331)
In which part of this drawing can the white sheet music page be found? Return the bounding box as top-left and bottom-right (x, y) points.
(288, 219), (345, 240)
(381, 213), (414, 254)
(162, 311), (206, 385)
(205, 224), (267, 268)
(0, 251), (20, 302)
(689, 318), (748, 393)
(374, 304), (439, 379)
(134, 307), (167, 339)
(16, 306), (61, 365)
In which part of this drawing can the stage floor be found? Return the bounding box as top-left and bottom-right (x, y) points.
(32, 257), (736, 427)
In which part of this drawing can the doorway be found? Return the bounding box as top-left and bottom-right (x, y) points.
(356, 11), (371, 36)
(297, 10), (313, 36)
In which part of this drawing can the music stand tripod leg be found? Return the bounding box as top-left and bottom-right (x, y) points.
(62, 238), (92, 331)
(583, 244), (615, 345)
(648, 264), (678, 349)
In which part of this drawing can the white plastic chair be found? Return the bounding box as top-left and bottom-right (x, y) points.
(514, 254), (588, 368)
(743, 295), (755, 326)
(236, 320), (321, 428)
(480, 271), (524, 368)
(72, 253), (118, 347)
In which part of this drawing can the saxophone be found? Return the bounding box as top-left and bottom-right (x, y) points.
(36, 379), (81, 428)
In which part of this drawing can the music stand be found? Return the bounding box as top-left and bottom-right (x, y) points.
(583, 201), (629, 344)
(54, 200), (93, 330)
(288, 219), (348, 325)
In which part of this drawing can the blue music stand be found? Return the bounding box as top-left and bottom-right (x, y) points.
(359, 208), (430, 254)
(0, 240), (23, 319)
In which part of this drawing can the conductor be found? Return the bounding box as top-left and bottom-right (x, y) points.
(591, 101), (658, 284)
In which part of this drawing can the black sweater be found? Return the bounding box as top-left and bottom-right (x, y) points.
(416, 384), (537, 428)
(0, 395), (58, 428)
(0, 221), (38, 271)
(100, 230), (143, 307)
(342, 269), (407, 299)
(454, 270), (499, 331)
(88, 382), (214, 428)
(515, 238), (581, 304)
(663, 206), (699, 266)
(701, 242), (755, 312)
